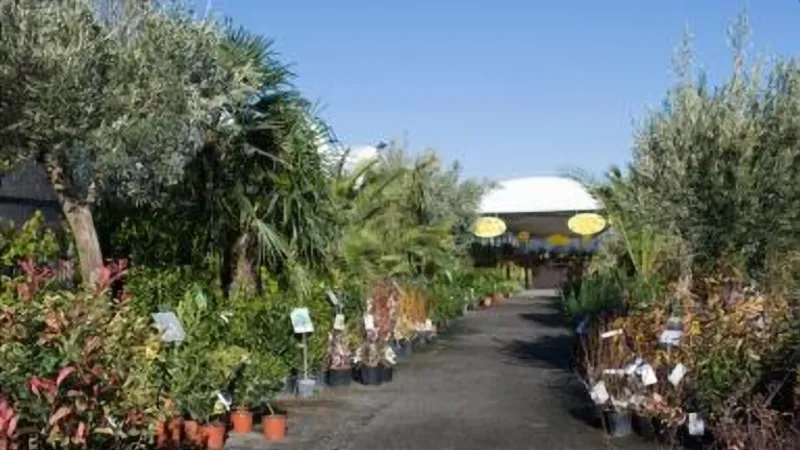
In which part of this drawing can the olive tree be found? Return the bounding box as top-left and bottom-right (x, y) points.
(0, 0), (257, 282)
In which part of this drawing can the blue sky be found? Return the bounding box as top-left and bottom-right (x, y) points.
(212, 1), (800, 180)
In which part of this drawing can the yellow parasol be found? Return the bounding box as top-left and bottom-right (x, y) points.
(547, 234), (570, 247)
(472, 216), (507, 238)
(567, 213), (607, 236)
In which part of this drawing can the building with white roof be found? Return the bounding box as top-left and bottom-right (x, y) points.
(479, 176), (601, 239)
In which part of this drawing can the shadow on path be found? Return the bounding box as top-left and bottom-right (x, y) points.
(497, 335), (574, 369)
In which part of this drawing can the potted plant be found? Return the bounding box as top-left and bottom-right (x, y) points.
(262, 401), (286, 441)
(326, 331), (352, 387)
(356, 342), (383, 385)
(230, 352), (286, 434)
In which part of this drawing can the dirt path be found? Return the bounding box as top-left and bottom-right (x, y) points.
(228, 291), (658, 450)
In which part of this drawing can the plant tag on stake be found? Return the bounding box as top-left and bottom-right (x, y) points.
(668, 363), (687, 386)
(687, 413), (705, 436)
(600, 329), (623, 339)
(626, 357), (643, 375)
(363, 314), (375, 331)
(590, 381), (610, 404)
(215, 391), (231, 411)
(326, 290), (339, 306)
(290, 308), (314, 334)
(659, 330), (683, 346)
(333, 314), (346, 331)
(640, 364), (658, 386)
(151, 312), (186, 343)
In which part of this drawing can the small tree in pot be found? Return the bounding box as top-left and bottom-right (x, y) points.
(326, 332), (352, 387)
(230, 353), (287, 434)
(355, 338), (383, 386)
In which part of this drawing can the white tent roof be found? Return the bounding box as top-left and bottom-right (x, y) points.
(479, 176), (600, 214)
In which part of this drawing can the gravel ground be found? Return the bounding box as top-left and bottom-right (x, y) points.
(227, 290), (661, 450)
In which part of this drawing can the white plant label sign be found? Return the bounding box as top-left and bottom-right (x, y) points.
(333, 313), (346, 331)
(363, 314), (375, 331)
(151, 312), (186, 343)
(600, 329), (623, 339)
(290, 308), (314, 334)
(326, 290), (339, 306)
(215, 390), (231, 410)
(668, 363), (688, 386)
(626, 357), (643, 375)
(659, 329), (683, 346)
(640, 364), (658, 386)
(590, 381), (610, 404)
(688, 413), (705, 436)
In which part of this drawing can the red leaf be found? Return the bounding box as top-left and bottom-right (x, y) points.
(56, 367), (76, 388)
(28, 377), (40, 395)
(74, 421), (86, 443)
(5, 416), (16, 438)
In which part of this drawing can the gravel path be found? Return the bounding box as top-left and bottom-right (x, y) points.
(228, 291), (659, 450)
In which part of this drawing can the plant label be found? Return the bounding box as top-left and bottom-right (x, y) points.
(600, 329), (623, 339)
(326, 290), (339, 306)
(625, 357), (643, 375)
(363, 314), (375, 331)
(590, 381), (610, 404)
(668, 363), (687, 386)
(640, 364), (658, 386)
(575, 317), (589, 334)
(333, 314), (346, 331)
(659, 329), (683, 346)
(290, 308), (314, 334)
(151, 312), (186, 343)
(688, 413), (705, 436)
(215, 390), (231, 410)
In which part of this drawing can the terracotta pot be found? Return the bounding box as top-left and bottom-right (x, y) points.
(155, 420), (168, 449)
(168, 417), (183, 447)
(262, 415), (286, 441)
(184, 420), (204, 448)
(231, 410), (253, 434)
(203, 423), (226, 450)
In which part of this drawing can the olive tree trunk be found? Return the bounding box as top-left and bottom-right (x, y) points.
(45, 162), (103, 285)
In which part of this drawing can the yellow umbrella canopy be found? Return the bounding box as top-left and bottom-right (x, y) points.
(567, 213), (607, 236)
(546, 234), (570, 247)
(472, 216), (507, 238)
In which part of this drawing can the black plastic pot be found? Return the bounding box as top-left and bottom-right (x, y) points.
(381, 365), (394, 383)
(326, 368), (352, 387)
(632, 412), (658, 441)
(394, 340), (412, 359)
(359, 365), (383, 386)
(601, 409), (632, 438)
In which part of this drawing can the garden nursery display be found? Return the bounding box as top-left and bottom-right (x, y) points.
(561, 18), (800, 450)
(3, 2), (800, 450)
(0, 3), (513, 449)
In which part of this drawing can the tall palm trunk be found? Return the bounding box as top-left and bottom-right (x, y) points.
(231, 233), (256, 296)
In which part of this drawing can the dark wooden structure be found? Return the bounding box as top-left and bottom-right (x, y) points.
(0, 161), (61, 228)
